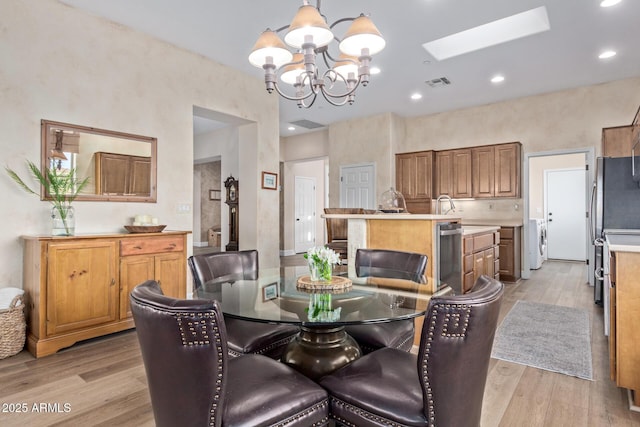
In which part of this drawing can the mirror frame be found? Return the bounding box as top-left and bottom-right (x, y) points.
(41, 119), (158, 202)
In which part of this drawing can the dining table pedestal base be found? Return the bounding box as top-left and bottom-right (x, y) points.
(282, 325), (361, 380)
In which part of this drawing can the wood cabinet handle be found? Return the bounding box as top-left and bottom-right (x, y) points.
(111, 278), (116, 286)
(134, 246), (143, 250)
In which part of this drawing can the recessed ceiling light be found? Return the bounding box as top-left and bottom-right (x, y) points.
(491, 75), (505, 83)
(370, 67), (381, 75)
(599, 50), (617, 59)
(287, 126), (296, 131)
(411, 93), (423, 100)
(422, 6), (550, 60)
(600, 0), (622, 7)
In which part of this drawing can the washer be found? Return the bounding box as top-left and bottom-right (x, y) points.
(529, 219), (546, 269)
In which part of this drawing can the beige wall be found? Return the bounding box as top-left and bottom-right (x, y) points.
(281, 77), (640, 223)
(529, 153), (585, 219)
(0, 0), (280, 289)
(281, 129), (329, 161)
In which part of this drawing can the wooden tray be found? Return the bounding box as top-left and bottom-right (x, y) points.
(124, 225), (167, 233)
(296, 275), (352, 292)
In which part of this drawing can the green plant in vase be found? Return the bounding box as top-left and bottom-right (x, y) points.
(303, 246), (340, 282)
(5, 160), (89, 236)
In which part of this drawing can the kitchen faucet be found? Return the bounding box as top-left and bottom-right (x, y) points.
(436, 195), (456, 214)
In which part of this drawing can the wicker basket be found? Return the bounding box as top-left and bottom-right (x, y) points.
(0, 294), (26, 359)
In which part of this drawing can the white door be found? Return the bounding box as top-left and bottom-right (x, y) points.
(294, 176), (316, 253)
(340, 163), (375, 209)
(545, 168), (587, 261)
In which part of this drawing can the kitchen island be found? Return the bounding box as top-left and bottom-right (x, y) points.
(323, 213), (461, 347)
(322, 213), (460, 293)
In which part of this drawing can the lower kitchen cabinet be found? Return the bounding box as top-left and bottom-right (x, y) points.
(463, 228), (500, 293)
(498, 226), (521, 282)
(609, 250), (640, 406)
(23, 231), (189, 357)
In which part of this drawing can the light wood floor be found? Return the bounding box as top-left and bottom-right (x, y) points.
(1, 260), (639, 426)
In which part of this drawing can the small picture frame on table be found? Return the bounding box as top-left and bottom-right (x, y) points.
(262, 283), (279, 301)
(262, 171), (278, 190)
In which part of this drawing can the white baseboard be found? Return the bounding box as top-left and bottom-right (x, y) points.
(280, 249), (296, 257)
(628, 389), (640, 412)
(193, 241), (208, 247)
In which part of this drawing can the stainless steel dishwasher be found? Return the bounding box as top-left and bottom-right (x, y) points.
(435, 222), (463, 294)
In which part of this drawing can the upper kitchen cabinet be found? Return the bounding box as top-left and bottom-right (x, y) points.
(396, 150), (433, 213)
(472, 146), (495, 198)
(435, 149), (472, 198)
(602, 125), (635, 158)
(494, 142), (521, 198)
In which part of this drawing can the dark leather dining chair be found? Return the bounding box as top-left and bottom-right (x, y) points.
(130, 280), (329, 427)
(188, 250), (299, 359)
(344, 248), (428, 353)
(319, 275), (504, 427)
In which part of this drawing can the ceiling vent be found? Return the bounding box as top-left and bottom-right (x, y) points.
(426, 77), (451, 87)
(289, 119), (325, 129)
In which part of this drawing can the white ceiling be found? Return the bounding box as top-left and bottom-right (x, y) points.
(59, 0), (640, 137)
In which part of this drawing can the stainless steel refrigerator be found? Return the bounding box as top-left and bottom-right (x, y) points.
(590, 156), (640, 304)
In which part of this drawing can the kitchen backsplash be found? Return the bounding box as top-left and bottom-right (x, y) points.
(434, 198), (524, 221)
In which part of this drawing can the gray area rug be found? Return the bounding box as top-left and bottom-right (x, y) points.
(491, 300), (593, 380)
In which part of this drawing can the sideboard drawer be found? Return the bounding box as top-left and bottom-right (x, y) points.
(120, 236), (184, 256)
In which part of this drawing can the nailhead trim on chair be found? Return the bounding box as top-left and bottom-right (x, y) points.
(421, 303), (472, 426)
(227, 334), (296, 358)
(330, 397), (404, 427)
(173, 311), (224, 426)
(271, 399), (329, 427)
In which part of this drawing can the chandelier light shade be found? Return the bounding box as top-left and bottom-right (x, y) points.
(339, 15), (386, 56)
(248, 0), (385, 108)
(284, 5), (334, 49)
(248, 29), (294, 68)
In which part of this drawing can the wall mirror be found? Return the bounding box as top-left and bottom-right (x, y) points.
(41, 120), (157, 202)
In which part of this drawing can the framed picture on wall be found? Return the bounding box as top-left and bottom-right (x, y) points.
(262, 171), (278, 190)
(209, 189), (221, 200)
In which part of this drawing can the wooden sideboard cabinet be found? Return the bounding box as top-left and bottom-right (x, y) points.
(23, 231), (188, 357)
(396, 150), (433, 213)
(498, 226), (521, 282)
(463, 229), (500, 293)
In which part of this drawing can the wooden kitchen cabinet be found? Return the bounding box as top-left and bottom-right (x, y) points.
(395, 150), (433, 213)
(472, 146), (495, 198)
(602, 125), (635, 158)
(462, 229), (500, 293)
(498, 226), (521, 282)
(494, 142), (521, 198)
(23, 231), (189, 357)
(609, 250), (640, 406)
(434, 149), (472, 198)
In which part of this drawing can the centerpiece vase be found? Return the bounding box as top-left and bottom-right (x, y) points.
(51, 205), (75, 236)
(309, 260), (332, 282)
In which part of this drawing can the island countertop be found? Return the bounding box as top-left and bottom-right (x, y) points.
(606, 234), (640, 253)
(322, 213), (461, 221)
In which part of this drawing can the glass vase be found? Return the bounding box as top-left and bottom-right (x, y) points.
(309, 260), (332, 282)
(51, 205), (75, 236)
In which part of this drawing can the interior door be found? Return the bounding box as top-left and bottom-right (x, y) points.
(295, 176), (316, 253)
(546, 168), (587, 261)
(340, 163), (375, 209)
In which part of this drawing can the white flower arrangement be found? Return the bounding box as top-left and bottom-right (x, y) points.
(304, 246), (340, 281)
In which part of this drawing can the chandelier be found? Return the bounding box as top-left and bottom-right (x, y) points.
(248, 0), (385, 108)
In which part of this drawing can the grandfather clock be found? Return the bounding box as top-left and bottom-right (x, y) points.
(224, 176), (239, 251)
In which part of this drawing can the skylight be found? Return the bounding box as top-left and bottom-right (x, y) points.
(422, 6), (550, 61)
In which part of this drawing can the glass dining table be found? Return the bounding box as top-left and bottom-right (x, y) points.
(194, 265), (446, 380)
